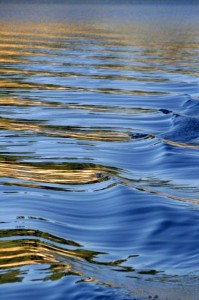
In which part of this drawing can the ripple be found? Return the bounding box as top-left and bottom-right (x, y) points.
(0, 230), (94, 270)
(0, 4), (199, 300)
(0, 161), (111, 185)
(0, 117), (131, 142)
(160, 98), (199, 146)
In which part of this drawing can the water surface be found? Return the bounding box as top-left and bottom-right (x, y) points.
(0, 3), (199, 300)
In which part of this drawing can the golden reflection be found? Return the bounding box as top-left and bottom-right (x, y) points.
(0, 23), (122, 42)
(0, 232), (95, 270)
(0, 50), (47, 57)
(0, 118), (41, 132)
(163, 139), (199, 149)
(0, 58), (26, 63)
(0, 229), (132, 284)
(0, 97), (50, 106)
(0, 43), (60, 51)
(48, 129), (129, 141)
(0, 67), (174, 82)
(0, 79), (165, 95)
(0, 96), (155, 118)
(0, 20), (198, 64)
(138, 185), (199, 205)
(0, 232), (130, 285)
(0, 68), (60, 77)
(0, 80), (66, 90)
(0, 21), (198, 80)
(0, 161), (106, 185)
(120, 177), (199, 205)
(0, 117), (130, 142)
(0, 96), (154, 114)
(0, 229), (134, 281)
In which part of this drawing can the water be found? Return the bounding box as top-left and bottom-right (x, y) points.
(0, 3), (199, 300)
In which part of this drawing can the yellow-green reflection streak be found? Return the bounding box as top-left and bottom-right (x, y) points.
(0, 97), (51, 107)
(0, 67), (176, 82)
(0, 49), (53, 57)
(0, 58), (26, 64)
(163, 139), (199, 149)
(0, 230), (98, 270)
(0, 80), (66, 90)
(0, 97), (155, 115)
(120, 177), (199, 205)
(0, 229), (134, 274)
(0, 161), (109, 185)
(0, 79), (166, 95)
(0, 117), (130, 142)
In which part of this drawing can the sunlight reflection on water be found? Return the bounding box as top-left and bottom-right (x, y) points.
(0, 3), (199, 300)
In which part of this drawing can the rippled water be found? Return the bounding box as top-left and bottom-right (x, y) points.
(0, 3), (199, 300)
